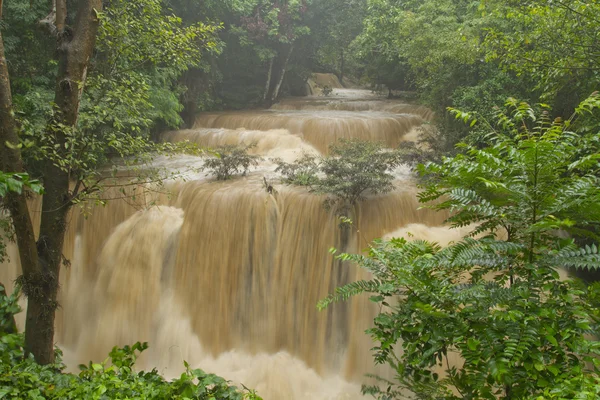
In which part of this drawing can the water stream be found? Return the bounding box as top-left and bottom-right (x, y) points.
(2, 84), (454, 399)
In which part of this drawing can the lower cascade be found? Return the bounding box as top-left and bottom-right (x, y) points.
(1, 88), (451, 399)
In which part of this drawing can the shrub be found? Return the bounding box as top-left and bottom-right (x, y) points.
(203, 144), (261, 180)
(275, 139), (401, 211)
(319, 139), (400, 208)
(274, 153), (320, 187)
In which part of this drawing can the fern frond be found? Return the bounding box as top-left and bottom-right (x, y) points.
(317, 279), (383, 310)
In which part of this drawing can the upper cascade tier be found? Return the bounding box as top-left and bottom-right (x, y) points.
(189, 89), (431, 154)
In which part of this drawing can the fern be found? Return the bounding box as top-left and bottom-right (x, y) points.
(317, 280), (383, 310)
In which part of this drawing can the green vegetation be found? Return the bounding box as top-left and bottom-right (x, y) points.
(0, 173), (43, 264)
(275, 139), (402, 211)
(351, 0), (600, 154)
(203, 144), (261, 180)
(320, 96), (600, 398)
(0, 173), (43, 198)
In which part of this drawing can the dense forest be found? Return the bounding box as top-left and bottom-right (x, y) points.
(1, 0), (600, 399)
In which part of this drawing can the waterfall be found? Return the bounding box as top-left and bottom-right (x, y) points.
(1, 87), (453, 399)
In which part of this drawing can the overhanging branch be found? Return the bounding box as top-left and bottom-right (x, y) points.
(39, 0), (58, 35)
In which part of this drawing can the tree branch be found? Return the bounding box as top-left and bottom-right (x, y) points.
(56, 0), (66, 33)
(39, 0), (58, 36)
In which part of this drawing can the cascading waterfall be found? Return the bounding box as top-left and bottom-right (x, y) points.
(1, 83), (458, 399)
(193, 110), (423, 154)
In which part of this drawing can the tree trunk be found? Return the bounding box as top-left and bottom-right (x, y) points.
(0, 27), (41, 346)
(263, 57), (274, 101)
(271, 44), (294, 103)
(0, 0), (102, 365)
(339, 48), (345, 86)
(56, 0), (66, 33)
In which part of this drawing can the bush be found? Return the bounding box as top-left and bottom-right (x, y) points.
(275, 139), (401, 211)
(203, 144), (261, 180)
(319, 96), (600, 399)
(274, 153), (320, 187)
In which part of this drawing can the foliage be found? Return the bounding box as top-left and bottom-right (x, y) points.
(424, 94), (600, 243)
(355, 0), (485, 103)
(0, 337), (262, 399)
(235, 0), (310, 46)
(350, 0), (599, 158)
(0, 285), (20, 334)
(0, 172), (44, 263)
(274, 153), (320, 186)
(3, 0), (221, 192)
(319, 139), (400, 208)
(320, 97), (600, 398)
(323, 238), (600, 399)
(483, 0), (600, 109)
(203, 144), (261, 180)
(0, 172), (43, 198)
(307, 0), (367, 82)
(0, 289), (261, 399)
(275, 139), (401, 210)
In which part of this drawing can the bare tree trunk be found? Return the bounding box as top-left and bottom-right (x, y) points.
(0, 0), (102, 365)
(271, 44), (294, 103)
(263, 57), (274, 101)
(340, 48), (345, 87)
(56, 0), (66, 33)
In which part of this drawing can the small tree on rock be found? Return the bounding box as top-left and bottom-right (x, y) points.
(275, 139), (402, 213)
(203, 144), (261, 181)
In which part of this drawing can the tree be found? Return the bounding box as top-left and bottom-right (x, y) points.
(275, 139), (402, 213)
(202, 144), (261, 180)
(0, 0), (218, 364)
(0, 172), (42, 336)
(0, 0), (102, 365)
(308, 0), (366, 84)
(0, 172), (43, 264)
(319, 95), (600, 398)
(233, 0), (311, 105)
(483, 0), (600, 115)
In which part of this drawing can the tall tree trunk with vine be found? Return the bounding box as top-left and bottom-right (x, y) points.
(0, 0), (102, 364)
(270, 44), (294, 103)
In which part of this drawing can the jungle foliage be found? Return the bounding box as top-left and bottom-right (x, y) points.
(320, 96), (600, 398)
(352, 0), (600, 152)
